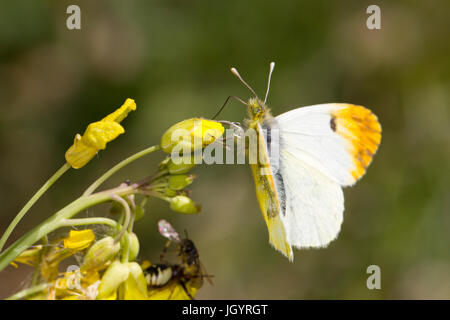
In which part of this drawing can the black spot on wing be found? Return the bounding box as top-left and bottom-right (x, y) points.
(330, 116), (337, 132)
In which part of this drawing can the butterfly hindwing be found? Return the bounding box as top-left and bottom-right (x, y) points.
(277, 149), (344, 250)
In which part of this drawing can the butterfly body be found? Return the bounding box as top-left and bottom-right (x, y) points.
(243, 98), (292, 258)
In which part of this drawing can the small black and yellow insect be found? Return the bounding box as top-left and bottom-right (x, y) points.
(144, 220), (212, 299)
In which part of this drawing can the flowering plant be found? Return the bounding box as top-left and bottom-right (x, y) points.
(0, 98), (224, 300)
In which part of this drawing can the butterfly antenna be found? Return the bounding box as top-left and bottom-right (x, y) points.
(264, 62), (275, 104)
(231, 67), (257, 97)
(211, 95), (247, 119)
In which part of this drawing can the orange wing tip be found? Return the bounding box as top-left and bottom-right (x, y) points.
(332, 104), (382, 181)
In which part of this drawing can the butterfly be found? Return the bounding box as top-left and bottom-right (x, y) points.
(228, 62), (381, 261)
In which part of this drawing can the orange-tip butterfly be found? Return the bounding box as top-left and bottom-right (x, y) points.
(229, 62), (381, 261)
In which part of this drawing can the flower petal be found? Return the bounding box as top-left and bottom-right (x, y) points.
(63, 229), (95, 250)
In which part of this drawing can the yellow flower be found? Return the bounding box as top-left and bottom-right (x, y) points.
(123, 262), (148, 300)
(50, 269), (101, 300)
(12, 230), (94, 274)
(42, 230), (95, 281)
(63, 229), (95, 250)
(147, 280), (197, 300)
(11, 245), (43, 267)
(65, 98), (137, 169)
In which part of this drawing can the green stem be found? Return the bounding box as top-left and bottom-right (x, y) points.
(146, 182), (168, 189)
(0, 163), (71, 252)
(0, 185), (136, 272)
(31, 235), (48, 286)
(6, 282), (51, 300)
(83, 145), (160, 196)
(58, 217), (119, 229)
(111, 195), (131, 243)
(126, 195), (136, 233)
(145, 190), (171, 202)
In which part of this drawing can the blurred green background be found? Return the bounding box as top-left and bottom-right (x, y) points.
(1, 0), (449, 299)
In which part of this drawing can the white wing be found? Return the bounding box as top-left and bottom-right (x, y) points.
(277, 149), (343, 248)
(272, 103), (381, 249)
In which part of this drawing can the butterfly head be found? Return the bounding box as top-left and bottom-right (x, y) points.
(247, 97), (267, 121)
(230, 62), (275, 123)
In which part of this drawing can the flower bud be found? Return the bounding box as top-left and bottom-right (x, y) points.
(164, 187), (177, 197)
(169, 195), (201, 214)
(133, 196), (148, 222)
(97, 261), (129, 300)
(168, 174), (194, 191)
(81, 237), (120, 272)
(134, 205), (145, 221)
(160, 118), (224, 154)
(123, 262), (148, 300)
(127, 232), (140, 262)
(167, 158), (196, 174)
